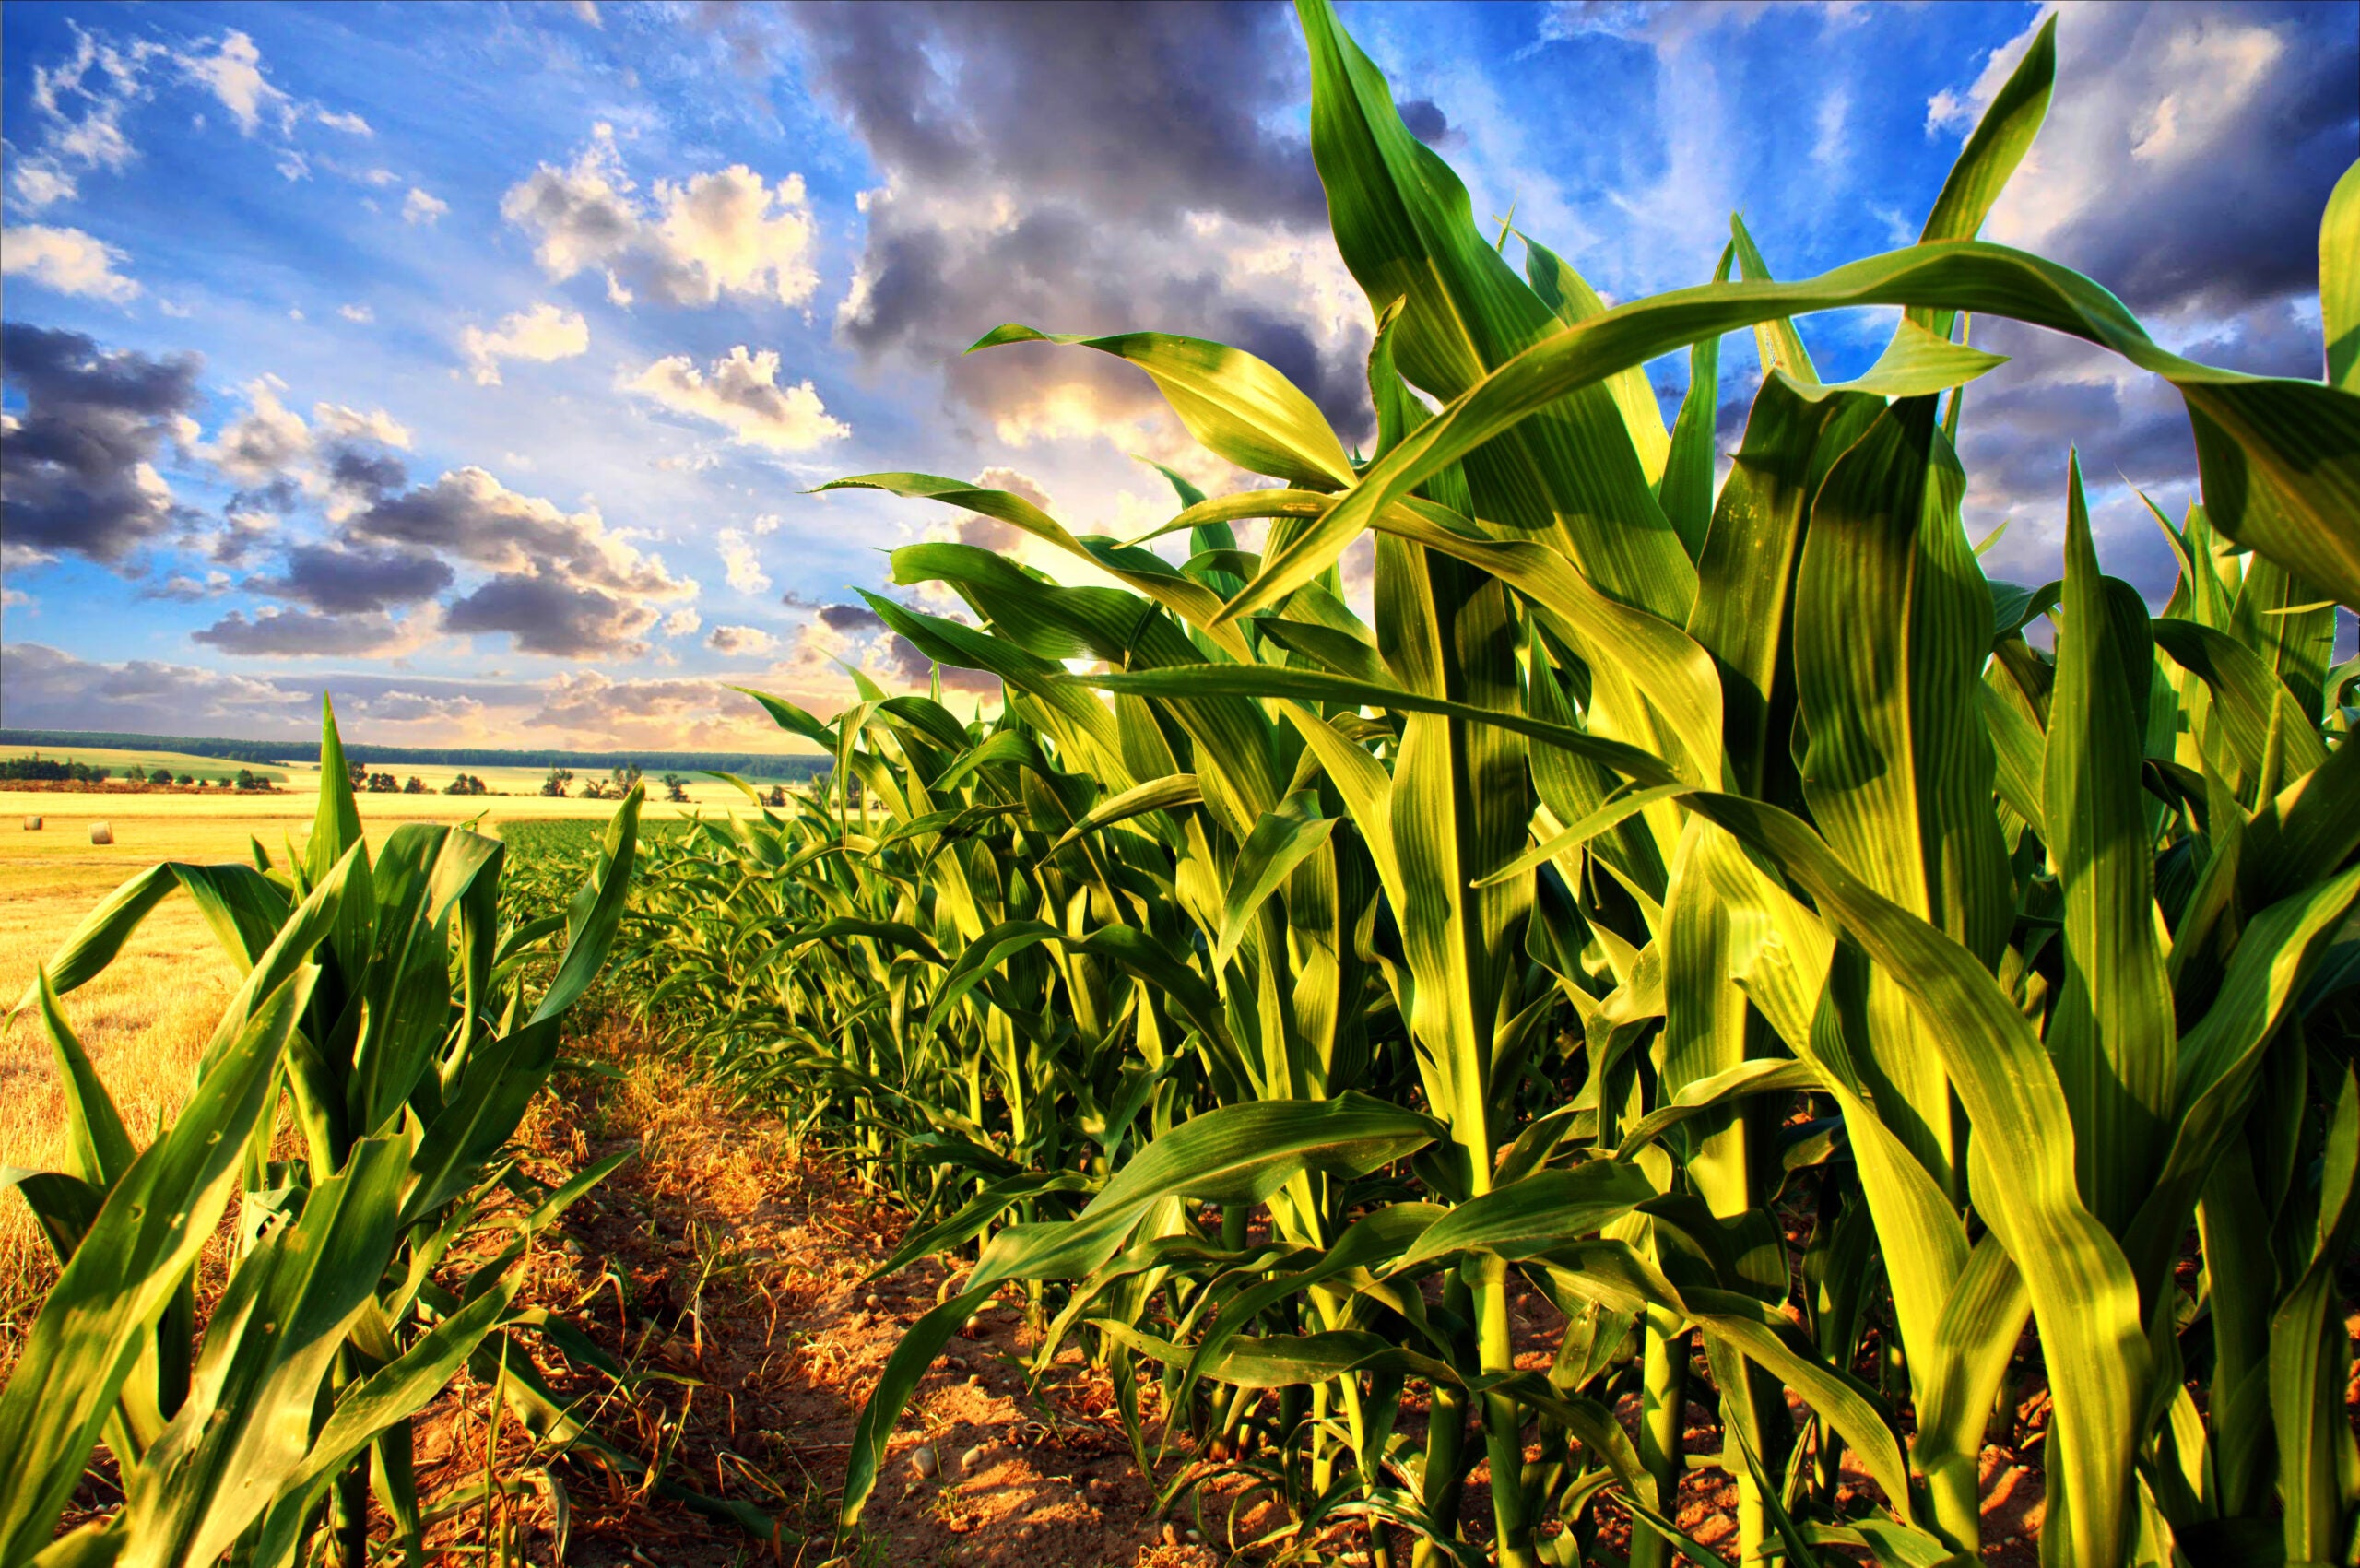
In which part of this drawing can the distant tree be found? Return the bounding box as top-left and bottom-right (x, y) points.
(764, 784), (787, 808)
(177, 773), (195, 786)
(581, 778), (611, 800)
(235, 769), (257, 790)
(444, 772), (488, 796)
(661, 772), (690, 803)
(540, 767), (573, 798)
(366, 772), (399, 794)
(403, 775), (426, 795)
(611, 762), (643, 795)
(348, 760), (368, 788)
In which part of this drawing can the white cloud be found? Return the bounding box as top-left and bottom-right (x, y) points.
(622, 346), (847, 451)
(403, 187), (448, 225)
(1, 224), (140, 301)
(9, 26), (162, 209)
(312, 402), (412, 448)
(750, 513), (782, 536)
(195, 378), (412, 533)
(501, 124), (820, 308)
(313, 107), (372, 136)
(206, 376), (313, 482)
(178, 30), (289, 136)
(663, 607), (702, 636)
(337, 301), (374, 323)
(714, 526), (772, 595)
(707, 623), (778, 656)
(459, 302), (590, 385)
(572, 0), (604, 27)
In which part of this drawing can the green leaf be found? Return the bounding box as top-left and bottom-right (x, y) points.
(1224, 239), (2360, 624)
(1214, 794), (1339, 969)
(31, 972), (135, 1192)
(1393, 1161), (1659, 1271)
(1080, 664), (1678, 788)
(1908, 16), (2058, 332)
(530, 784), (642, 1025)
(970, 324), (1355, 489)
(2043, 454), (2176, 1233)
(1687, 793), (2149, 1568)
(0, 968), (315, 1562)
(2323, 158), (2360, 394)
(1296, 0), (1694, 622)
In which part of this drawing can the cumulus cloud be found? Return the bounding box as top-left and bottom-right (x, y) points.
(714, 526), (771, 595)
(772, 595), (998, 699)
(197, 377), (412, 529)
(8, 20), (378, 213)
(1938, 2), (2354, 322)
(0, 643), (816, 752)
(248, 541), (454, 613)
(0, 642), (316, 736)
(403, 186), (448, 225)
(794, 2), (1374, 470)
(2, 225), (140, 301)
(663, 607), (702, 636)
(350, 467), (695, 656)
(499, 123), (820, 308)
(139, 569), (233, 602)
(459, 302), (590, 385)
(706, 623), (778, 655)
(622, 346), (848, 451)
(338, 302), (373, 323)
(193, 604), (433, 657)
(0, 321), (201, 564)
(7, 24), (162, 209)
(179, 29), (290, 136)
(1917, 1), (2355, 589)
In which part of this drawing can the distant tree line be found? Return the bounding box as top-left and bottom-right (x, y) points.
(1, 755), (277, 788)
(0, 729), (827, 780)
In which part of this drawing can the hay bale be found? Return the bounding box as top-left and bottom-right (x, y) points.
(88, 821), (113, 845)
(22, 816), (40, 831)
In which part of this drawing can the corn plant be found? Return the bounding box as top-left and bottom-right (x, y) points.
(0, 700), (644, 1568)
(623, 6), (2360, 1564)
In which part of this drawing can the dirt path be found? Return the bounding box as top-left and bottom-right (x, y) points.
(456, 1025), (2071, 1568)
(458, 1026), (1227, 1568)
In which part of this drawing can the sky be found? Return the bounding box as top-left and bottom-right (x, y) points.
(2, 0), (2353, 751)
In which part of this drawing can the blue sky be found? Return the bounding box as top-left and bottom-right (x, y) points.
(3, 0), (2352, 749)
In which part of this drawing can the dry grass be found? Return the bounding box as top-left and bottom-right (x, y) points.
(0, 806), (668, 1310)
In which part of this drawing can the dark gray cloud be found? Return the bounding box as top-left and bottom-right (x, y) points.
(444, 572), (661, 658)
(816, 601), (884, 632)
(192, 606), (421, 657)
(252, 542), (454, 614)
(350, 467), (686, 596)
(328, 446), (407, 499)
(1, 321), (202, 563)
(1922, 1), (2353, 594)
(791, 0), (1380, 450)
(882, 631), (999, 695)
(1983, 1), (2356, 321)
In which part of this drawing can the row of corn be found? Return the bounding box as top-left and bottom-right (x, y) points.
(1, 709), (655, 1566)
(615, 5), (2360, 1565)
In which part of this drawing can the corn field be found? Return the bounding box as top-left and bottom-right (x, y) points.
(8, 1), (2358, 1564)
(0, 703), (651, 1565)
(613, 5), (2360, 1566)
